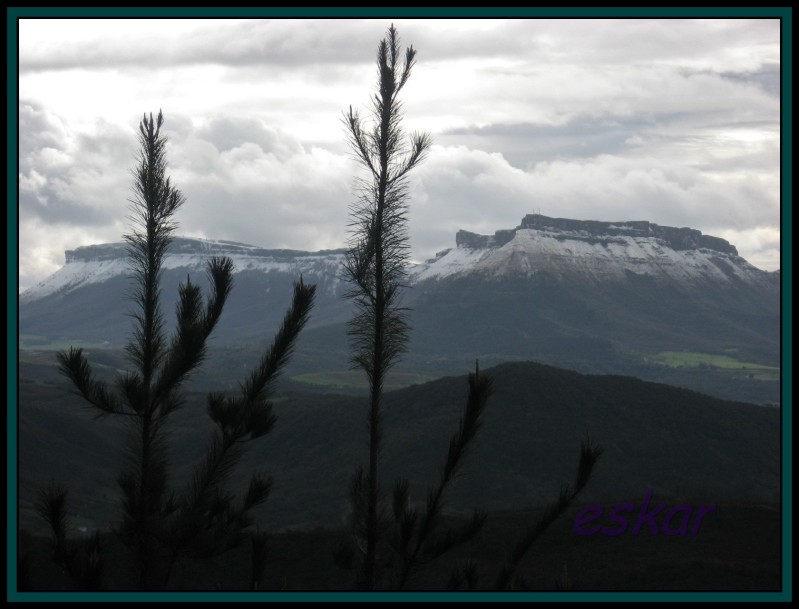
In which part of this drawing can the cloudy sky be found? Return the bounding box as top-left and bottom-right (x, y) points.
(17, 17), (782, 293)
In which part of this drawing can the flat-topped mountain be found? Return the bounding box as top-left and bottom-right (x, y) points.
(22, 216), (775, 302)
(19, 215), (780, 404)
(412, 214), (772, 287)
(24, 237), (348, 304)
(460, 214), (739, 254)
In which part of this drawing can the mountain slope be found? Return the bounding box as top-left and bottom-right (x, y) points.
(20, 238), (351, 347)
(19, 215), (780, 403)
(18, 361), (779, 533)
(412, 214), (771, 287)
(404, 215), (779, 400)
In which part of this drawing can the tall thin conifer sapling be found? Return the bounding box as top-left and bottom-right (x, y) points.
(46, 111), (315, 589)
(342, 25), (493, 590)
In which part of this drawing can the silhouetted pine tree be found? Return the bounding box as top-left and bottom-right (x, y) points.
(341, 24), (494, 590)
(341, 25), (604, 591)
(389, 361), (493, 590)
(45, 111), (315, 590)
(492, 435), (603, 591)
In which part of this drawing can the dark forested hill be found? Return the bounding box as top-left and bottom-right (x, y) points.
(18, 360), (779, 534)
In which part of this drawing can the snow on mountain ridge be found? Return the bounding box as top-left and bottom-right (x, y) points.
(21, 237), (347, 303)
(64, 237), (347, 264)
(20, 216), (773, 303)
(467, 228), (762, 284)
(410, 215), (768, 286)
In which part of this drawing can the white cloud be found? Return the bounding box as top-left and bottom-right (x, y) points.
(163, 117), (353, 252)
(19, 216), (126, 292)
(16, 17), (783, 291)
(408, 145), (779, 270)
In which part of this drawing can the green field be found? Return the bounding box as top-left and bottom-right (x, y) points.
(648, 351), (780, 381)
(290, 370), (438, 391)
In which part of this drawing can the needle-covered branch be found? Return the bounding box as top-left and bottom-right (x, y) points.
(170, 277), (315, 558)
(56, 348), (130, 417)
(123, 111), (183, 384)
(395, 362), (493, 589)
(152, 257), (235, 412)
(237, 278), (316, 420)
(494, 435), (603, 590)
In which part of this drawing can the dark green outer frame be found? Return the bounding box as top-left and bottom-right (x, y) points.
(7, 5), (792, 603)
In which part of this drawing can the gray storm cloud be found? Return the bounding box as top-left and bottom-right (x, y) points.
(17, 18), (782, 292)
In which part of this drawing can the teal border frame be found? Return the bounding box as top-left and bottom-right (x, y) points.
(7, 5), (793, 603)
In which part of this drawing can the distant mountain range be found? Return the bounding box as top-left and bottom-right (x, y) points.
(416, 213), (769, 285)
(19, 214), (781, 404)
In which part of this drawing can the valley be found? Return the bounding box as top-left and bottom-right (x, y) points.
(14, 214), (784, 591)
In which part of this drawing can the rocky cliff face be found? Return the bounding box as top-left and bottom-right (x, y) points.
(26, 216), (771, 303)
(19, 237), (351, 348)
(455, 215), (738, 256)
(64, 238), (347, 264)
(415, 214), (768, 287)
(24, 238), (347, 305)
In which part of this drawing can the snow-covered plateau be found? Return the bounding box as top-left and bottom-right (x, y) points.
(20, 215), (777, 303)
(20, 238), (347, 303)
(410, 227), (767, 286)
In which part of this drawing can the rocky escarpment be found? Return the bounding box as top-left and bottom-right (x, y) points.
(23, 237), (348, 307)
(414, 213), (774, 288)
(65, 237), (347, 264)
(456, 214), (738, 256)
(36, 216), (771, 304)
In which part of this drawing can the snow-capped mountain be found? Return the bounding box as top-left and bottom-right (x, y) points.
(22, 214), (774, 304)
(20, 238), (348, 304)
(19, 215), (779, 404)
(411, 214), (772, 287)
(19, 237), (352, 352)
